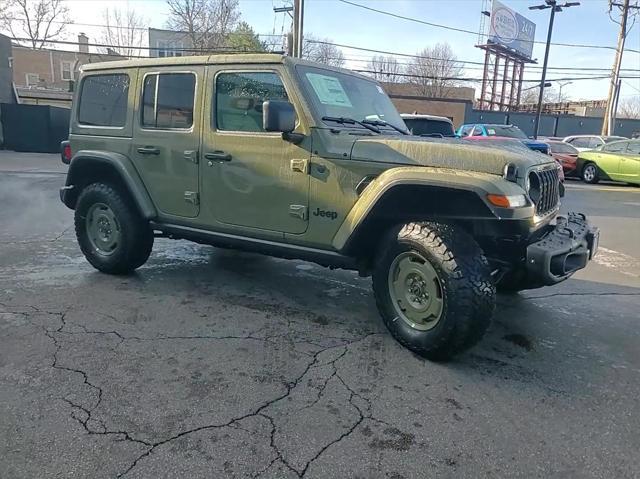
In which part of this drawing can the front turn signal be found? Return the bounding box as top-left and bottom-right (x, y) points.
(487, 194), (527, 208)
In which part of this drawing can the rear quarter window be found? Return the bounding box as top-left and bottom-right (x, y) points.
(78, 74), (130, 127)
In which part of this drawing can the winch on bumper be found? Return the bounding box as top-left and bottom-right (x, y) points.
(526, 212), (599, 285)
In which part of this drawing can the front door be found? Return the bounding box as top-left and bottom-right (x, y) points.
(618, 142), (640, 181)
(599, 141), (627, 180)
(132, 67), (203, 218)
(201, 68), (310, 234)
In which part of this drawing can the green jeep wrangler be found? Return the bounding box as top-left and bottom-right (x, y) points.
(60, 54), (599, 360)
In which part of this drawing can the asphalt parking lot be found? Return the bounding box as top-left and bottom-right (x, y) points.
(1, 152), (639, 479)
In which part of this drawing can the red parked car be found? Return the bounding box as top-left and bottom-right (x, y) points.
(546, 140), (579, 177)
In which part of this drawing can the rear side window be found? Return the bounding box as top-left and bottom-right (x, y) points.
(216, 71), (288, 132)
(568, 137), (591, 148)
(459, 125), (473, 136)
(142, 73), (196, 129)
(78, 74), (130, 127)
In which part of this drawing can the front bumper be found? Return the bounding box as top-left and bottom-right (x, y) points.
(526, 212), (599, 286)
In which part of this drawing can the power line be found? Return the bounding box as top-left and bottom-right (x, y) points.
(337, 0), (640, 54)
(3, 17), (285, 37)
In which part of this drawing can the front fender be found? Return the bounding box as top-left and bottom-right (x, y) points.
(332, 166), (534, 251)
(62, 150), (156, 219)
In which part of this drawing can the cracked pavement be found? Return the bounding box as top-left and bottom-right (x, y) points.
(1, 154), (640, 478)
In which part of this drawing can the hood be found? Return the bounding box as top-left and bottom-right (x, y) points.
(350, 136), (552, 176)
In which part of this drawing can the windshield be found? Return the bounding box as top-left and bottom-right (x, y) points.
(485, 125), (528, 139)
(295, 65), (405, 132)
(548, 141), (578, 154)
(403, 118), (455, 137)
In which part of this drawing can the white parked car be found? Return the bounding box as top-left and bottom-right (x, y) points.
(562, 134), (627, 152)
(401, 114), (456, 137)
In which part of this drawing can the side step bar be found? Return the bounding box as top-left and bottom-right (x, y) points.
(150, 222), (357, 270)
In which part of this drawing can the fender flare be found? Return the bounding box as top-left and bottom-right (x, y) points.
(332, 166), (534, 251)
(62, 150), (156, 219)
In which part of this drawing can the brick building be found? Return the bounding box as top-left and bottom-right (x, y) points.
(381, 83), (476, 127)
(11, 34), (123, 107)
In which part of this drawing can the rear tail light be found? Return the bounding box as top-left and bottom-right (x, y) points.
(61, 141), (71, 164)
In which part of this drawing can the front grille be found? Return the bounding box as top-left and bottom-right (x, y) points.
(528, 167), (560, 216)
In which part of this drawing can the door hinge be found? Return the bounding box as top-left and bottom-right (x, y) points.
(290, 158), (309, 174)
(184, 191), (199, 206)
(183, 150), (198, 164)
(289, 204), (307, 220)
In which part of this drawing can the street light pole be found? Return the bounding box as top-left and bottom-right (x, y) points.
(557, 81), (573, 102)
(529, 1), (580, 139)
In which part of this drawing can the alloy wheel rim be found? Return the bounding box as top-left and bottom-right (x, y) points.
(584, 165), (596, 181)
(86, 203), (121, 256)
(387, 251), (444, 331)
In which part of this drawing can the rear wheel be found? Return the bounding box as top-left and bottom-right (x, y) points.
(582, 163), (599, 184)
(75, 183), (153, 274)
(372, 222), (495, 361)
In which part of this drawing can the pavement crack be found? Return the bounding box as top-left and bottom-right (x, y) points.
(521, 291), (640, 300)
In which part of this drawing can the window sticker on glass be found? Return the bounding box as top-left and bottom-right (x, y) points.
(487, 128), (496, 135)
(306, 73), (353, 107)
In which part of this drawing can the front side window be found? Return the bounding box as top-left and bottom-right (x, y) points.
(602, 141), (628, 153)
(549, 141), (578, 154)
(215, 71), (289, 132)
(296, 65), (405, 133)
(78, 74), (129, 127)
(142, 73), (195, 129)
(569, 137), (591, 148)
(626, 141), (640, 155)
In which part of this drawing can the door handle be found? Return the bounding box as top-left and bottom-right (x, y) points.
(137, 146), (160, 155)
(205, 151), (232, 162)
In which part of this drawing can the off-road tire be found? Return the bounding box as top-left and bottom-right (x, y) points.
(373, 222), (496, 361)
(581, 163), (599, 184)
(75, 182), (154, 274)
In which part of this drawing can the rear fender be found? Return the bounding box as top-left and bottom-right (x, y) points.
(62, 150), (156, 219)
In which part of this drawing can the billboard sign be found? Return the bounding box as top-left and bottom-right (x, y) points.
(488, 0), (536, 60)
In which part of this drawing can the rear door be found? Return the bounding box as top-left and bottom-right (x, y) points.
(132, 66), (204, 218)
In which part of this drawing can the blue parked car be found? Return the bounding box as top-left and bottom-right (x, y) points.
(457, 123), (550, 154)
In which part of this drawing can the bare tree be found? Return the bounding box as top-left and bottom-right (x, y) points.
(1, 0), (71, 49)
(618, 96), (640, 119)
(405, 43), (463, 98)
(101, 8), (147, 58)
(166, 0), (240, 52)
(303, 36), (345, 67)
(366, 55), (403, 83)
(520, 86), (562, 105)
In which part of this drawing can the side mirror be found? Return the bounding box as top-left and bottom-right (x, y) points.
(263, 100), (296, 133)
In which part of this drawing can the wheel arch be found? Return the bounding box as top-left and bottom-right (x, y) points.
(336, 182), (504, 259)
(62, 150), (156, 219)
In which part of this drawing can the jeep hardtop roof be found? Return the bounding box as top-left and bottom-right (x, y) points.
(80, 53), (371, 80)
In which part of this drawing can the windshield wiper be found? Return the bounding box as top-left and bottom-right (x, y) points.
(321, 116), (381, 134)
(361, 119), (409, 135)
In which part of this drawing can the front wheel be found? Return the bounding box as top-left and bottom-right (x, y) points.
(582, 163), (599, 184)
(372, 222), (495, 361)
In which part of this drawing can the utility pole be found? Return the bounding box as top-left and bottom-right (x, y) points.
(292, 0), (305, 58)
(602, 0), (639, 135)
(529, 1), (580, 139)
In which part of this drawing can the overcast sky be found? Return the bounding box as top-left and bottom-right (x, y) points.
(32, 0), (640, 101)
